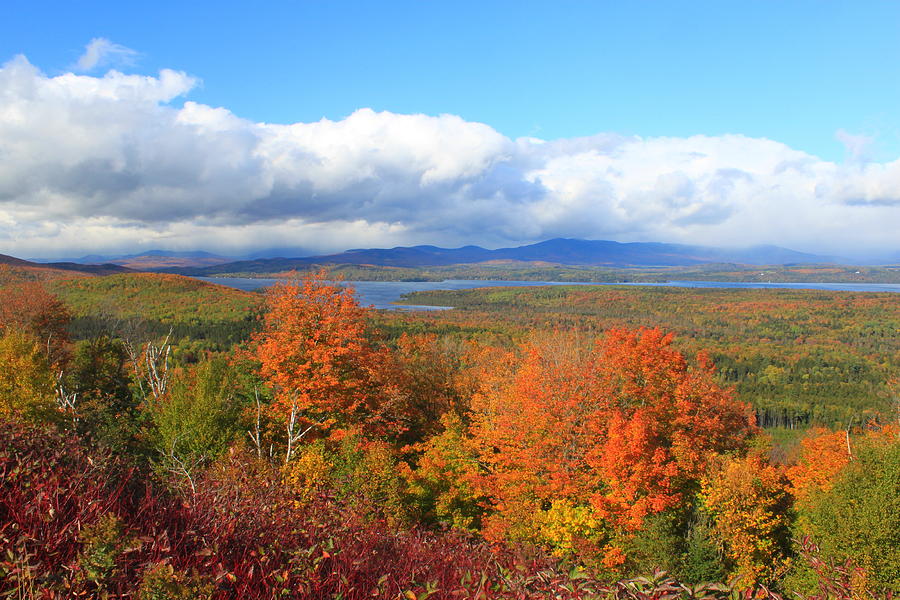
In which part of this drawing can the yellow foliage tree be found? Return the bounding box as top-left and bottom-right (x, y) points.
(0, 330), (58, 423)
(405, 412), (485, 531)
(282, 441), (332, 506)
(539, 499), (607, 559)
(701, 454), (792, 585)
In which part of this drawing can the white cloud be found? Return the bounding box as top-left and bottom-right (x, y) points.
(836, 129), (874, 163)
(75, 38), (138, 72)
(1, 54), (899, 259)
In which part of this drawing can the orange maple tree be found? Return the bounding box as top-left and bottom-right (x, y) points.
(0, 282), (71, 366)
(254, 270), (382, 438)
(787, 423), (900, 505)
(467, 333), (599, 543)
(467, 327), (756, 551)
(587, 328), (757, 530)
(785, 427), (851, 504)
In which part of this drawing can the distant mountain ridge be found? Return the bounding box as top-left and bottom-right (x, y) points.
(0, 254), (132, 276)
(155, 238), (842, 276)
(32, 250), (236, 270)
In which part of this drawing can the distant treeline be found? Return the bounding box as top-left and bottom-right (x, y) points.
(162, 261), (900, 284)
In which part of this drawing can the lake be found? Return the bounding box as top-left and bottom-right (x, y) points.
(198, 277), (900, 310)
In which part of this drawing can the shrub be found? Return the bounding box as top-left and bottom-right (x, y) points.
(0, 330), (59, 424)
(78, 513), (131, 587)
(801, 437), (900, 592)
(138, 562), (214, 600)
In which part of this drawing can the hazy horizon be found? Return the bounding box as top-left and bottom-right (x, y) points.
(21, 237), (898, 268)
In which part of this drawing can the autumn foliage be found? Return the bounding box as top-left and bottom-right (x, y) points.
(0, 282), (71, 365)
(466, 327), (757, 554)
(0, 330), (58, 423)
(1, 273), (898, 597)
(786, 427), (853, 504)
(254, 270), (384, 436)
(701, 454), (793, 584)
(589, 329), (757, 529)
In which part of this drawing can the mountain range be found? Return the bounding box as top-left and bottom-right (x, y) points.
(145, 238), (843, 276)
(31, 250), (235, 270)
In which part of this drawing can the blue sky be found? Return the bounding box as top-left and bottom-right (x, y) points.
(7, 0), (899, 161)
(1, 1), (899, 257)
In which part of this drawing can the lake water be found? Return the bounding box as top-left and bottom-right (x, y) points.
(199, 277), (900, 311)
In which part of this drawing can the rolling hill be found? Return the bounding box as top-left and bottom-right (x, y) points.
(0, 253), (133, 286)
(48, 272), (262, 323)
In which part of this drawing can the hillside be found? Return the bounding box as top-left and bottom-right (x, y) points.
(0, 254), (133, 287)
(110, 255), (235, 270)
(0, 253), (132, 276)
(0, 263), (86, 286)
(48, 272), (263, 323)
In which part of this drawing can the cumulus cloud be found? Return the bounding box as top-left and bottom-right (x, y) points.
(1, 54), (899, 258)
(835, 129), (874, 163)
(75, 38), (139, 72)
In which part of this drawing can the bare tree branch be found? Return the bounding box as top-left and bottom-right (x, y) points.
(284, 394), (322, 464)
(144, 331), (172, 400)
(163, 435), (204, 495)
(54, 370), (78, 429)
(247, 388), (264, 458)
(845, 416), (855, 461)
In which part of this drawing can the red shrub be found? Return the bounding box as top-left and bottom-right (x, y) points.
(1, 420), (888, 599)
(0, 420), (593, 599)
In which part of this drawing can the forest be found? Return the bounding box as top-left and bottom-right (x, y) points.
(0, 270), (897, 599)
(389, 285), (899, 429)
